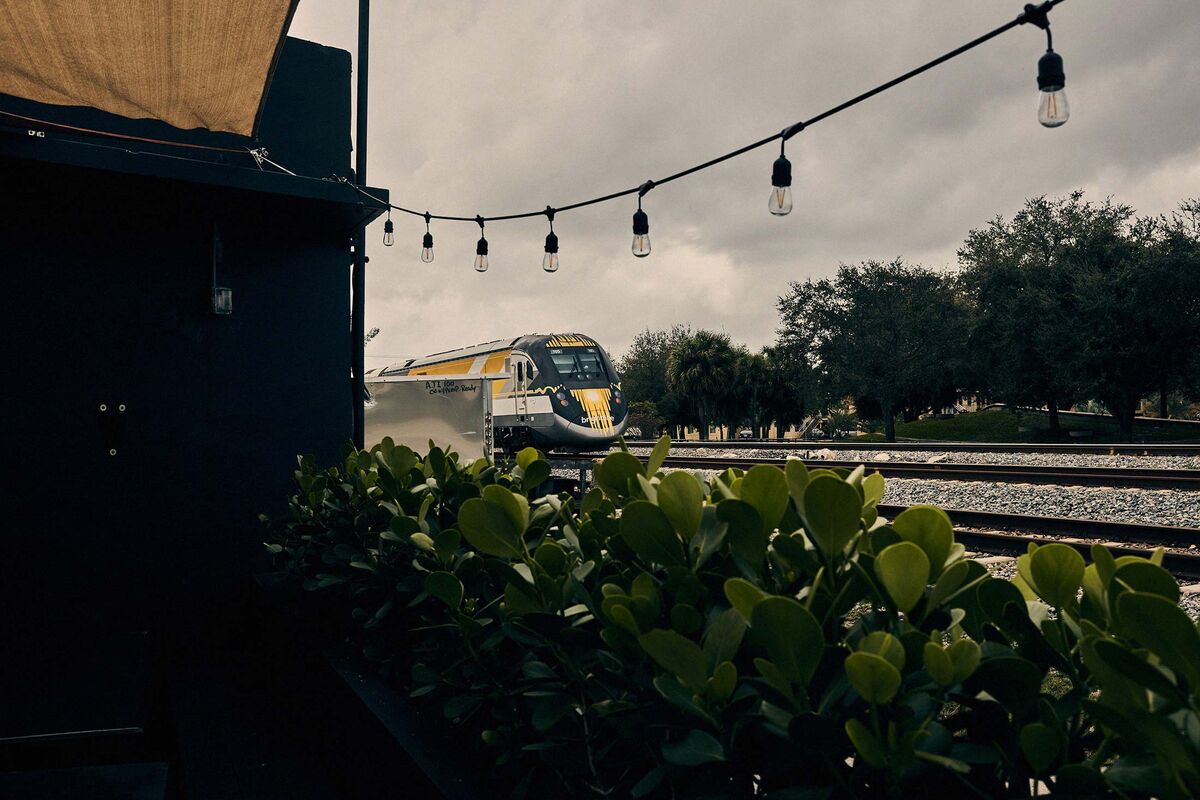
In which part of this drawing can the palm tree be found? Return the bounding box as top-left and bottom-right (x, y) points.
(667, 330), (739, 441)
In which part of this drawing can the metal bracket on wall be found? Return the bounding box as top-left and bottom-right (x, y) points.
(98, 402), (127, 456)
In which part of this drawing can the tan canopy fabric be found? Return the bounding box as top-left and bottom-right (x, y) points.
(0, 0), (298, 136)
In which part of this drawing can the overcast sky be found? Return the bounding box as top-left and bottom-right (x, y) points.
(289, 1), (1199, 366)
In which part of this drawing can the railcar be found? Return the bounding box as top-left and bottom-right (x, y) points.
(369, 333), (627, 451)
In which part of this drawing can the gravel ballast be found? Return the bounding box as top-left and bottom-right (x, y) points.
(623, 445), (1200, 470)
(881, 477), (1199, 529)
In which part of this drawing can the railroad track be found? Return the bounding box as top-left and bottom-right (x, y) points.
(552, 454), (1200, 490)
(878, 505), (1200, 579)
(620, 439), (1200, 457)
(548, 459), (1200, 579)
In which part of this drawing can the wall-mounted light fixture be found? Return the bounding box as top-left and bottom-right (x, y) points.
(211, 286), (233, 315)
(211, 222), (232, 315)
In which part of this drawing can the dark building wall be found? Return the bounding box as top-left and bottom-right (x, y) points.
(1, 39), (362, 637)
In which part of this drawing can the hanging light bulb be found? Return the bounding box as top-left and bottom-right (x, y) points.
(543, 208), (559, 273)
(474, 216), (489, 272)
(632, 209), (650, 258)
(769, 154), (793, 216)
(1023, 7), (1069, 129)
(420, 212), (434, 263)
(631, 181), (653, 258)
(770, 124), (802, 216)
(1037, 47), (1068, 127)
(382, 212), (394, 246)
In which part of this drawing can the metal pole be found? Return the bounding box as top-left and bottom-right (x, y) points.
(351, 0), (369, 448)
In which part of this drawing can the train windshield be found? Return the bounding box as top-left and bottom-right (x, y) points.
(548, 347), (606, 382)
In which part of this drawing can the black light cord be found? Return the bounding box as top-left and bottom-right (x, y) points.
(350, 0), (1066, 224)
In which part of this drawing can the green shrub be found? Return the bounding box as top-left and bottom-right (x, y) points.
(266, 436), (1200, 799)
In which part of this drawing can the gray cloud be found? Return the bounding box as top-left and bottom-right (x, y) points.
(289, 1), (1200, 364)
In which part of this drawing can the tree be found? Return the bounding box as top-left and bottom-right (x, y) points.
(777, 259), (969, 441)
(760, 344), (816, 438)
(958, 192), (1111, 432)
(625, 400), (665, 438)
(616, 325), (692, 437)
(1134, 199), (1200, 417)
(1071, 199), (1200, 440)
(667, 330), (740, 440)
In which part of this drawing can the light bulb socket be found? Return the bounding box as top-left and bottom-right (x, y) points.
(422, 232), (434, 248)
(383, 218), (394, 234)
(1037, 49), (1065, 91)
(476, 236), (488, 256)
(772, 155), (793, 188)
(544, 231), (559, 254)
(632, 209), (649, 236)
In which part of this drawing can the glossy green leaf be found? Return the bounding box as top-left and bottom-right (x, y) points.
(739, 465), (789, 533)
(845, 651), (901, 704)
(719, 499), (766, 574)
(708, 660), (737, 702)
(1029, 543), (1085, 608)
(1112, 561), (1180, 604)
(639, 629), (708, 692)
(1092, 639), (1187, 708)
(515, 446), (541, 471)
(594, 451), (644, 497)
(702, 608), (747, 673)
(458, 498), (523, 558)
(844, 718), (887, 768)
(1019, 722), (1060, 774)
(785, 459), (810, 509)
(482, 484), (529, 534)
(751, 596), (824, 685)
(1116, 591), (1200, 687)
(802, 475), (862, 558)
(891, 505), (954, 578)
(647, 434), (671, 475)
(724, 577), (767, 622)
(662, 729), (726, 766)
(947, 637), (981, 683)
(657, 471), (703, 540)
(858, 631), (905, 672)
(862, 472), (885, 507)
(424, 571), (464, 609)
(923, 642), (954, 686)
(926, 560), (970, 611)
(691, 506), (728, 568)
(874, 541), (930, 614)
(619, 500), (684, 566)
(522, 459), (551, 490)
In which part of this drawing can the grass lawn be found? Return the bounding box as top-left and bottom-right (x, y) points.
(851, 408), (1200, 443)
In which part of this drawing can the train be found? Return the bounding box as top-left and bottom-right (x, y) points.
(368, 333), (628, 452)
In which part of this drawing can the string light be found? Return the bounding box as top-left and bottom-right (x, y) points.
(346, 0), (1070, 270)
(421, 211), (434, 263)
(543, 207), (560, 273)
(382, 210), (394, 246)
(770, 123), (802, 217)
(1025, 4), (1070, 128)
(474, 216), (489, 273)
(632, 181), (653, 258)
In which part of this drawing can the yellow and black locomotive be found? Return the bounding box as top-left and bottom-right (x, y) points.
(374, 333), (627, 451)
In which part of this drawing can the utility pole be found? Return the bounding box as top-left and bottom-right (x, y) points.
(351, 0), (369, 448)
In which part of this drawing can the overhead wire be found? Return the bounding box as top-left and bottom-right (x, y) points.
(348, 0), (1068, 225)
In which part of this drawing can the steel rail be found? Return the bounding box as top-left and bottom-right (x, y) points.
(620, 440), (1200, 457)
(886, 505), (1200, 579)
(552, 454), (1200, 490)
